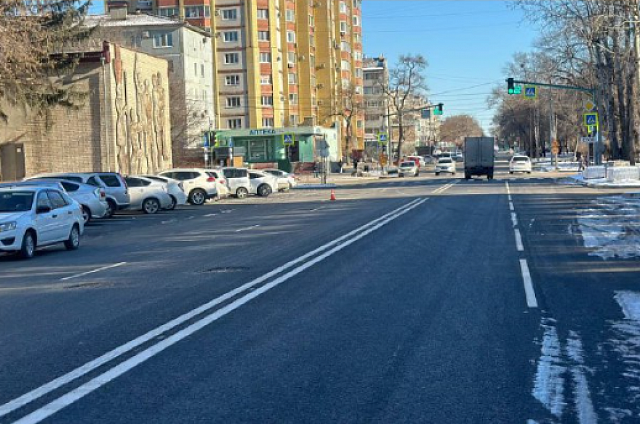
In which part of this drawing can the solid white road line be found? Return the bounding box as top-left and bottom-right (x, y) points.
(203, 213), (218, 217)
(511, 212), (518, 228)
(0, 197), (427, 420)
(59, 262), (127, 282)
(514, 228), (524, 252)
(519, 259), (539, 308)
(9, 198), (429, 424)
(235, 225), (261, 233)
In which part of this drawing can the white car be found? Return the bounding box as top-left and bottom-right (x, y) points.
(248, 171), (277, 197)
(398, 161), (419, 177)
(435, 158), (456, 175)
(140, 175), (188, 209)
(157, 169), (218, 205)
(0, 187), (84, 259)
(262, 168), (298, 191)
(124, 176), (174, 214)
(205, 169), (230, 198)
(509, 156), (532, 174)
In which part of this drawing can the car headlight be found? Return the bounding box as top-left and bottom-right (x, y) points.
(0, 221), (17, 232)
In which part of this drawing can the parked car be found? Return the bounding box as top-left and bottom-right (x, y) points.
(453, 153), (464, 162)
(262, 168), (298, 191)
(140, 175), (188, 209)
(21, 178), (108, 224)
(423, 155), (436, 164)
(398, 161), (419, 177)
(204, 169), (230, 198)
(124, 176), (174, 214)
(0, 187), (84, 259)
(406, 156), (426, 168)
(248, 171), (277, 197)
(509, 155), (532, 174)
(218, 167), (252, 199)
(435, 157), (456, 175)
(157, 169), (218, 205)
(30, 172), (129, 217)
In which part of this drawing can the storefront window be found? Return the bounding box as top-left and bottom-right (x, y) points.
(249, 139), (270, 162)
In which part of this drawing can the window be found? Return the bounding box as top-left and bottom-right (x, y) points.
(223, 31), (238, 42)
(97, 174), (121, 187)
(289, 93), (298, 104)
(228, 119), (242, 129)
(226, 97), (241, 108)
(261, 96), (274, 106)
(224, 53), (239, 64)
(287, 52), (296, 64)
(262, 118), (274, 127)
(47, 190), (69, 209)
(341, 60), (350, 70)
(355, 68), (362, 78)
(158, 7), (179, 17)
(288, 73), (297, 84)
(340, 1), (347, 13)
(201, 64), (205, 78)
(290, 115), (298, 125)
(340, 21), (347, 33)
(286, 31), (295, 43)
(309, 34), (315, 47)
(36, 192), (52, 211)
(225, 75), (240, 85)
(260, 75), (272, 85)
(184, 5), (210, 18)
(341, 41), (351, 52)
(60, 182), (79, 192)
(153, 33), (173, 48)
(221, 9), (237, 20)
(194, 62), (198, 77)
(286, 9), (294, 22)
(353, 15), (359, 26)
(258, 31), (269, 41)
(309, 15), (314, 27)
(257, 9), (268, 19)
(259, 52), (271, 63)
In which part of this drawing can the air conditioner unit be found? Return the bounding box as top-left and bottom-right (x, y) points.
(287, 63), (294, 68)
(141, 31), (150, 38)
(317, 100), (324, 105)
(316, 63), (326, 70)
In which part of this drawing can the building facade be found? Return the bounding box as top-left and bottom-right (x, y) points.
(0, 42), (172, 180)
(363, 55), (389, 146)
(86, 11), (214, 166)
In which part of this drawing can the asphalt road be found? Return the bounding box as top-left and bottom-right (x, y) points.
(1, 164), (639, 423)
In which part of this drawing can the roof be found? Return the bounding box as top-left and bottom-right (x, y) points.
(84, 13), (212, 36)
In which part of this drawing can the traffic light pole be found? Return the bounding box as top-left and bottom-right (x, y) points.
(508, 79), (601, 165)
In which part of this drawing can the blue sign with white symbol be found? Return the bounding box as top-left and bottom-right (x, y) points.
(284, 134), (294, 144)
(584, 113), (598, 126)
(524, 86), (537, 99)
(203, 133), (210, 148)
(378, 133), (388, 144)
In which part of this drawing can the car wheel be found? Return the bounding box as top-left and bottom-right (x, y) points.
(19, 231), (36, 259)
(166, 196), (177, 210)
(64, 225), (80, 250)
(236, 187), (249, 199)
(258, 184), (272, 197)
(189, 189), (206, 206)
(105, 200), (116, 218)
(435, 172), (440, 176)
(81, 206), (91, 224)
(142, 198), (160, 214)
(509, 171), (514, 174)
(528, 171), (532, 174)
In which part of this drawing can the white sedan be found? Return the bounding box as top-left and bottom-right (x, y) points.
(0, 187), (84, 259)
(262, 168), (298, 191)
(124, 176), (174, 214)
(141, 175), (188, 209)
(435, 158), (456, 175)
(248, 171), (278, 197)
(509, 156), (532, 174)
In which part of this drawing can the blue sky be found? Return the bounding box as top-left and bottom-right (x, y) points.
(362, 0), (539, 132)
(89, 1), (539, 132)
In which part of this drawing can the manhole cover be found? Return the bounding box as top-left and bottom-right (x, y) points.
(199, 267), (249, 274)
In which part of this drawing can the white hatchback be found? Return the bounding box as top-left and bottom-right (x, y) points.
(0, 187), (84, 259)
(509, 156), (532, 174)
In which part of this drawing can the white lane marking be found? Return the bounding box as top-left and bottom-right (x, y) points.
(235, 224), (261, 233)
(519, 259), (539, 308)
(515, 228), (524, 252)
(509, 201), (515, 211)
(59, 262), (127, 282)
(9, 198), (429, 424)
(505, 181), (511, 195)
(204, 213), (217, 217)
(0, 198), (424, 419)
(511, 212), (518, 228)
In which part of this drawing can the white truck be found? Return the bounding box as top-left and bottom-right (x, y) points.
(464, 137), (495, 180)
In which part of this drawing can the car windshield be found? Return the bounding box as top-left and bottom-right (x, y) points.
(0, 191), (34, 212)
(400, 162), (414, 167)
(513, 157), (529, 162)
(438, 159), (452, 163)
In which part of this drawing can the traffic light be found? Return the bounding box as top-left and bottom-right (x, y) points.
(433, 103), (444, 116)
(507, 78), (515, 94)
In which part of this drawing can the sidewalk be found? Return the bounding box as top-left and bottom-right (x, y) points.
(294, 171), (384, 189)
(561, 174), (640, 189)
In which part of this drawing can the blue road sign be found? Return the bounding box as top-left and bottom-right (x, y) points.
(203, 133), (210, 148)
(584, 113), (598, 127)
(283, 134), (294, 144)
(378, 133), (388, 144)
(524, 86), (537, 99)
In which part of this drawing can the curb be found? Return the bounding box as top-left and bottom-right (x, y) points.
(293, 184), (338, 190)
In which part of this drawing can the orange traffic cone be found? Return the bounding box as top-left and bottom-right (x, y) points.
(330, 189), (336, 201)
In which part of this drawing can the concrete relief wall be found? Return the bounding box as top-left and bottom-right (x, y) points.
(111, 45), (172, 175)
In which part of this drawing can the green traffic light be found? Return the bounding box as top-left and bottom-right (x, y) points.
(508, 88), (514, 94)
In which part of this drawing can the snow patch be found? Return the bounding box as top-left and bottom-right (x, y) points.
(533, 320), (566, 418)
(614, 292), (640, 321)
(567, 332), (598, 424)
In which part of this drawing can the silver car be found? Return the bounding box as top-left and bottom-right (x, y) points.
(123, 176), (173, 214)
(30, 172), (130, 217)
(22, 178), (109, 224)
(262, 169), (298, 191)
(248, 171), (277, 197)
(140, 175), (188, 209)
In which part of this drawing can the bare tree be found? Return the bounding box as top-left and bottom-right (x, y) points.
(325, 83), (364, 164)
(0, 1), (92, 122)
(439, 115), (484, 147)
(379, 54), (428, 164)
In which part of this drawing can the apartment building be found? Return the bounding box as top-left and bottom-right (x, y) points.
(363, 55), (389, 146)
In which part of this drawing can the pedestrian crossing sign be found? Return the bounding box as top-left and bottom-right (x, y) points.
(283, 134), (294, 144)
(583, 113), (598, 127)
(523, 86), (537, 99)
(378, 133), (388, 144)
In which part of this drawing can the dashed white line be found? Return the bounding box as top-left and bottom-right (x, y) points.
(59, 262), (127, 282)
(511, 212), (518, 228)
(519, 259), (539, 308)
(514, 228), (524, 252)
(235, 224), (261, 232)
(509, 201), (515, 211)
(204, 213), (218, 217)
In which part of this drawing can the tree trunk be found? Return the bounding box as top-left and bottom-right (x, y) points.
(396, 112), (404, 165)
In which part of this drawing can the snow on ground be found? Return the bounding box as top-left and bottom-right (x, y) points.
(566, 332), (598, 424)
(533, 319), (567, 419)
